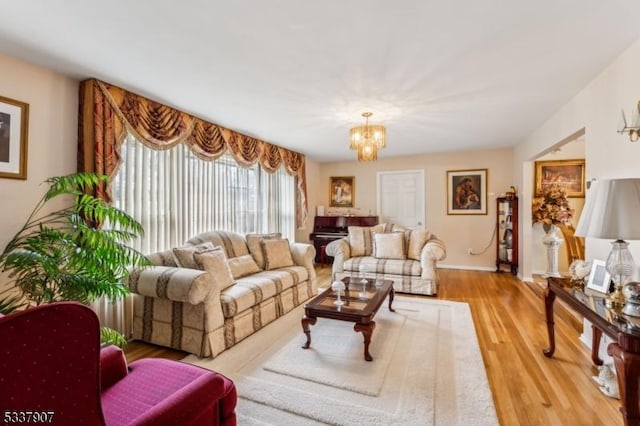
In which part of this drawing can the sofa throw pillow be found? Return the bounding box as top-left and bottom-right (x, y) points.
(172, 241), (217, 269)
(261, 238), (294, 270)
(228, 254), (262, 279)
(246, 233), (282, 269)
(193, 248), (235, 290)
(349, 224), (385, 257)
(373, 232), (406, 260)
(404, 229), (432, 260)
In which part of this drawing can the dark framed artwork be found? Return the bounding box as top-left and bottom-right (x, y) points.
(534, 159), (585, 198)
(0, 95), (29, 179)
(447, 169), (488, 215)
(329, 176), (354, 208)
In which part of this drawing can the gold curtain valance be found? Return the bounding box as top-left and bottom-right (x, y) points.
(78, 79), (308, 228)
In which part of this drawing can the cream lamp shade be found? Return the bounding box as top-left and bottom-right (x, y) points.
(574, 178), (640, 240)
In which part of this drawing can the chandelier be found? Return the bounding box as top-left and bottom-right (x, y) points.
(349, 112), (386, 161)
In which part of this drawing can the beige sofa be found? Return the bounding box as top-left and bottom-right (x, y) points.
(326, 224), (446, 295)
(127, 231), (317, 358)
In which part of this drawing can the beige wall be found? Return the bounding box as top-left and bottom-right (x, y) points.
(316, 147), (514, 269)
(0, 53), (79, 255)
(515, 37), (640, 281)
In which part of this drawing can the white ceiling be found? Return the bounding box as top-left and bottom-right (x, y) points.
(1, 1), (639, 162)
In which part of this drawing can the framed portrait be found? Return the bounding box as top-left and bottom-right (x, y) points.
(0, 95), (29, 180)
(447, 169), (488, 215)
(330, 176), (354, 207)
(586, 259), (612, 294)
(534, 159), (585, 197)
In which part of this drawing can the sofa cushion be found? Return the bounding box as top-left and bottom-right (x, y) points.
(147, 250), (178, 267)
(344, 256), (422, 277)
(186, 231), (250, 259)
(246, 233), (282, 269)
(172, 242), (217, 269)
(403, 229), (432, 261)
(193, 248), (235, 291)
(261, 239), (294, 270)
(228, 254), (262, 279)
(373, 232), (406, 260)
(220, 266), (308, 318)
(348, 224), (385, 257)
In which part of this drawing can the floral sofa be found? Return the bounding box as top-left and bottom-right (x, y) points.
(326, 224), (446, 295)
(127, 231), (317, 358)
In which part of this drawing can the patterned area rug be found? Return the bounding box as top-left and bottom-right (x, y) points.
(184, 297), (498, 426)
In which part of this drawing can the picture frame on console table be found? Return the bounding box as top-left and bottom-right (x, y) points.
(534, 159), (585, 198)
(0, 95), (29, 180)
(586, 259), (612, 294)
(330, 176), (354, 208)
(447, 169), (487, 215)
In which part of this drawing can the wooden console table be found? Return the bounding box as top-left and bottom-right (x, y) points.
(543, 277), (640, 426)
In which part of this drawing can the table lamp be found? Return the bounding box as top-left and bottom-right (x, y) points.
(574, 178), (640, 313)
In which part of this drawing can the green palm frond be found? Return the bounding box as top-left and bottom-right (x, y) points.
(1, 172), (149, 307)
(100, 326), (128, 348)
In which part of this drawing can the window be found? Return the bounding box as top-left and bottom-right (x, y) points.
(112, 133), (295, 253)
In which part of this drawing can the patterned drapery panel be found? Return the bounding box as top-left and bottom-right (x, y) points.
(78, 78), (308, 228)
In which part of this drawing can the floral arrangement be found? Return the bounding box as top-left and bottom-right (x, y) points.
(532, 184), (574, 230)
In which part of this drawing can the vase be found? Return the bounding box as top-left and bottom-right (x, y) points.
(542, 224), (564, 278)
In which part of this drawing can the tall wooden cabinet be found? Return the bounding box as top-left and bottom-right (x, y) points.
(496, 196), (518, 274)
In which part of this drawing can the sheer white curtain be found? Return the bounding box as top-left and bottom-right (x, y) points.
(112, 133), (295, 253)
(102, 132), (296, 335)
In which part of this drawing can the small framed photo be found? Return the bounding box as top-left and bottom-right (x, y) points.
(447, 169), (488, 215)
(330, 176), (354, 207)
(586, 259), (612, 293)
(0, 95), (29, 180)
(534, 159), (585, 198)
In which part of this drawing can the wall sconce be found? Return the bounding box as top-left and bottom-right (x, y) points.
(617, 101), (640, 142)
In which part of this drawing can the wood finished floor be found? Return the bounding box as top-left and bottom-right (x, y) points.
(125, 267), (622, 426)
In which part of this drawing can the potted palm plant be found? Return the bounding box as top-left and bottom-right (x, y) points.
(0, 173), (148, 345)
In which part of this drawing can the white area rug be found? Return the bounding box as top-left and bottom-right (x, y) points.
(184, 297), (498, 426)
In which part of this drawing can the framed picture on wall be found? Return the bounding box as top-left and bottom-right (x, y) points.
(586, 259), (612, 294)
(534, 159), (585, 197)
(447, 169), (488, 215)
(329, 176), (354, 207)
(0, 95), (29, 180)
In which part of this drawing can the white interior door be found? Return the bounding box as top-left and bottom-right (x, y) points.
(376, 170), (425, 229)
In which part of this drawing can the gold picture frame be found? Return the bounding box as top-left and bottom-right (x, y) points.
(534, 159), (585, 197)
(0, 95), (29, 179)
(329, 176), (354, 207)
(447, 169), (488, 215)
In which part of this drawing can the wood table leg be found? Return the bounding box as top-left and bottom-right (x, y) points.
(543, 285), (556, 357)
(354, 321), (376, 361)
(301, 316), (317, 349)
(388, 288), (395, 312)
(592, 325), (604, 366)
(608, 343), (640, 426)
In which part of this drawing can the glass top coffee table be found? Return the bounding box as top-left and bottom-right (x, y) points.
(301, 277), (395, 361)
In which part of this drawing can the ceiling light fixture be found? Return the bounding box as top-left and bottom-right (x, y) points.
(349, 112), (386, 161)
(617, 101), (640, 142)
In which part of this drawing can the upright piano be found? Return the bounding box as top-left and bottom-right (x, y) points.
(309, 215), (379, 264)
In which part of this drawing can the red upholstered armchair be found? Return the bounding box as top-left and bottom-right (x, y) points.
(0, 302), (237, 426)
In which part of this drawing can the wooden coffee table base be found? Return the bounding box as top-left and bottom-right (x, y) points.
(301, 282), (395, 362)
